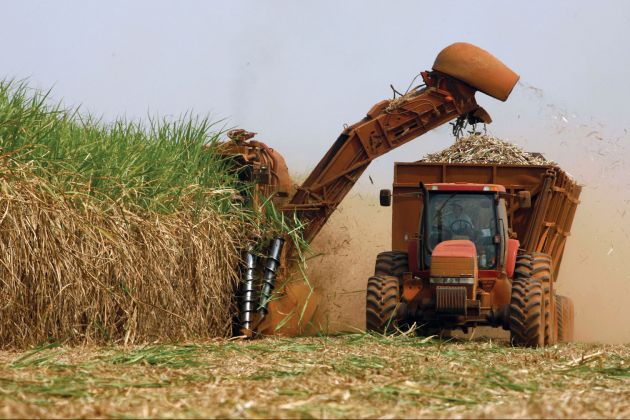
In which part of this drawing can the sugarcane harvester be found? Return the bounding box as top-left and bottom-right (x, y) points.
(222, 43), (529, 338)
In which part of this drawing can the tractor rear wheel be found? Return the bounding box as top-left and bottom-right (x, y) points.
(556, 295), (575, 343)
(366, 274), (402, 334)
(509, 253), (548, 347)
(375, 251), (409, 279)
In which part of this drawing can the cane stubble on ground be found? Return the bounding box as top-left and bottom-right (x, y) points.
(0, 335), (628, 418)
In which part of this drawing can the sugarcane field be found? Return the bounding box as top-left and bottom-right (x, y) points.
(1, 2), (629, 419)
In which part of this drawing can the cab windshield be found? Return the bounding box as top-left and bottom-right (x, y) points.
(424, 192), (498, 269)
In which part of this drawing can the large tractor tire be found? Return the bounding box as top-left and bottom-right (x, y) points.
(366, 275), (402, 334)
(375, 251), (409, 279)
(556, 295), (575, 343)
(509, 253), (551, 347)
(530, 253), (558, 346)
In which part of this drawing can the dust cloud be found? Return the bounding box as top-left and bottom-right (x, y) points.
(305, 188), (630, 344)
(558, 187), (630, 343)
(305, 194), (390, 333)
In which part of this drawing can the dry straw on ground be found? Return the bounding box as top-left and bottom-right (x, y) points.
(0, 161), (248, 348)
(0, 335), (627, 418)
(422, 134), (553, 165)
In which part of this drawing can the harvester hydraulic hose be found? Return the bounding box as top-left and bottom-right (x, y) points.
(258, 237), (285, 317)
(239, 246), (257, 333)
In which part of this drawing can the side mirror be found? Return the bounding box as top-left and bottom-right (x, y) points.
(518, 191), (531, 209)
(379, 189), (392, 207)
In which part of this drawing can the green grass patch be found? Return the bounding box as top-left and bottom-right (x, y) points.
(0, 79), (241, 214)
(110, 345), (204, 368)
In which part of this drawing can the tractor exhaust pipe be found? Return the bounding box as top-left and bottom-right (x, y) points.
(258, 237), (285, 318)
(239, 246), (257, 334)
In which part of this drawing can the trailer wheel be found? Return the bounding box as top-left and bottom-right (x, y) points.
(375, 251), (409, 280)
(529, 252), (558, 346)
(509, 253), (547, 347)
(556, 295), (575, 343)
(545, 289), (558, 346)
(366, 275), (402, 334)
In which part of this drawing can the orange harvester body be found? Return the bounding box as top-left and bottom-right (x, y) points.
(220, 43), (579, 344)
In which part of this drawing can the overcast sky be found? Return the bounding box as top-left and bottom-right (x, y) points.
(3, 0), (629, 191)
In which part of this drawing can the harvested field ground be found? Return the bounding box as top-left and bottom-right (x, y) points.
(0, 335), (627, 419)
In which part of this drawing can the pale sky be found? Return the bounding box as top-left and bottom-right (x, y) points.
(3, 0), (629, 191)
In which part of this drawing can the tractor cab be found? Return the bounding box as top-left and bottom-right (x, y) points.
(420, 183), (507, 271)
